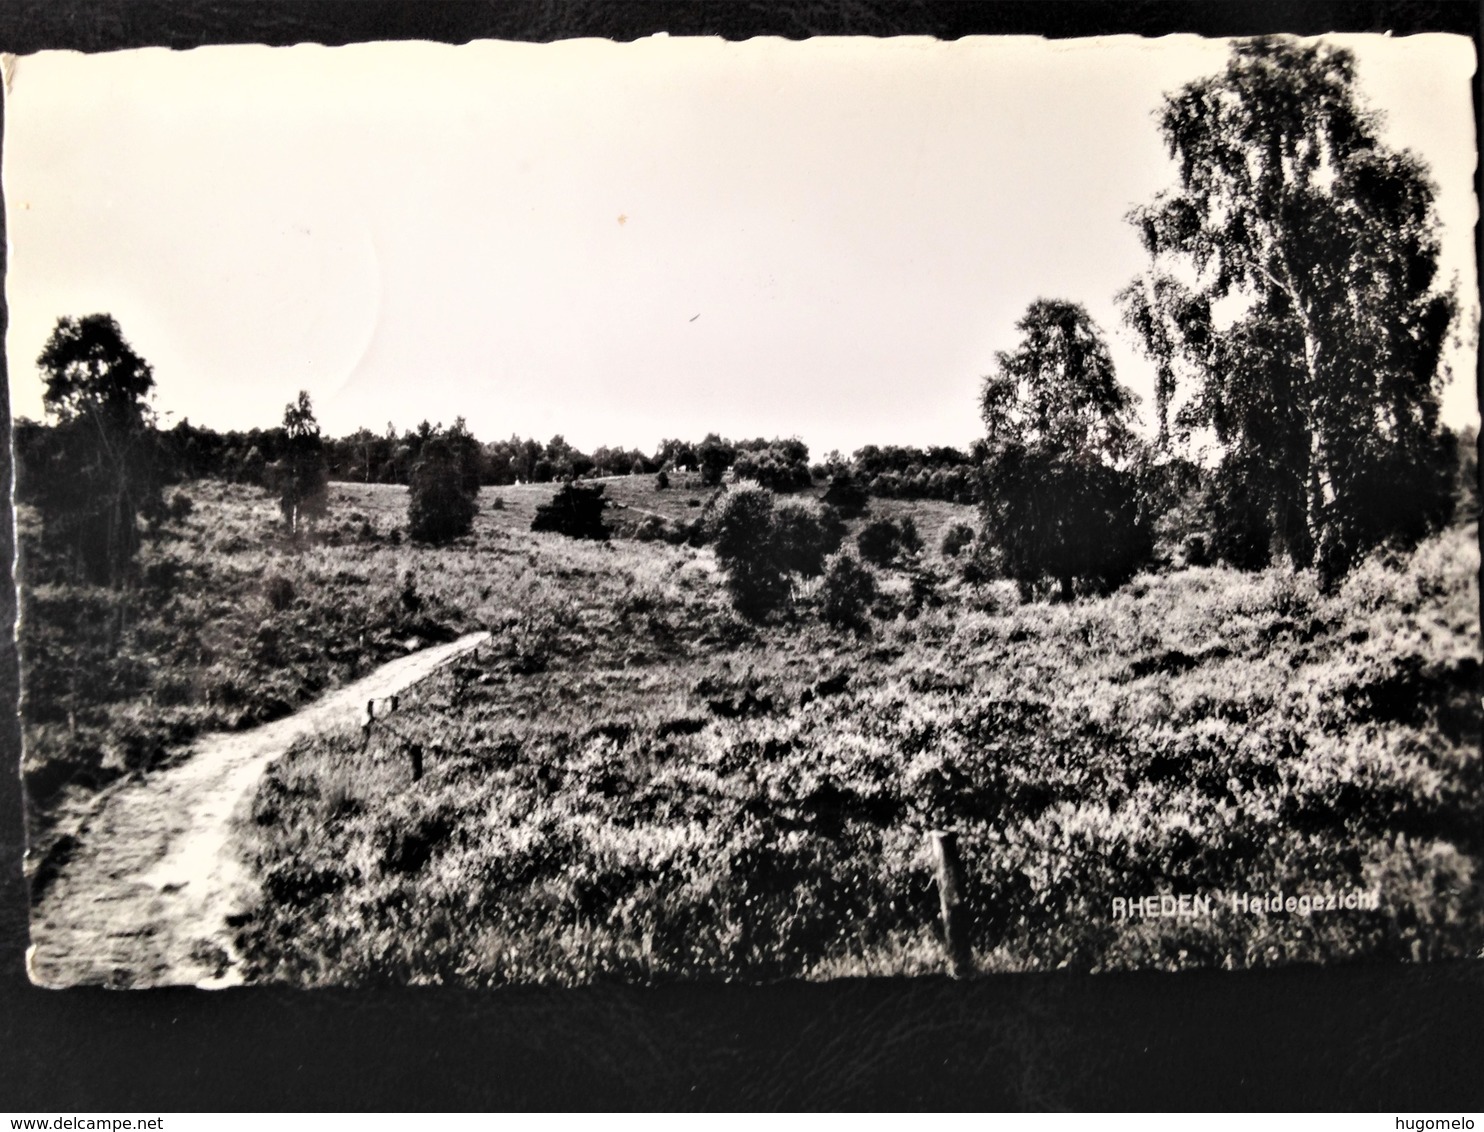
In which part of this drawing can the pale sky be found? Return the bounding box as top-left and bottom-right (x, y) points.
(3, 33), (1478, 458)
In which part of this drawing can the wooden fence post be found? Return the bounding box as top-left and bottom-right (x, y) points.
(361, 699), (375, 751)
(929, 829), (973, 978)
(408, 742), (424, 782)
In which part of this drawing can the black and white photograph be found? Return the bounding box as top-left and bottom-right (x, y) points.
(6, 27), (1480, 995)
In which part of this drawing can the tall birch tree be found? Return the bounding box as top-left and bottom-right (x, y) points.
(1120, 38), (1457, 580)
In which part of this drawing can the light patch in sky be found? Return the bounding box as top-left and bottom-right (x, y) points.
(4, 33), (1477, 457)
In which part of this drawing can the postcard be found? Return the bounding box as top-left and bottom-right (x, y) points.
(7, 32), (1479, 988)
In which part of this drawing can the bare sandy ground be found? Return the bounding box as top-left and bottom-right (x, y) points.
(26, 631), (490, 989)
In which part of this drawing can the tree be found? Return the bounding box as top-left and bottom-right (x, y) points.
(29, 314), (163, 586)
(856, 519), (904, 567)
(732, 437), (812, 492)
(821, 470), (869, 518)
(444, 417), (486, 494)
(698, 433), (736, 486)
(820, 550), (876, 630)
(979, 300), (1150, 600)
(408, 436), (478, 544)
(771, 498), (844, 577)
(1120, 38), (1457, 580)
(939, 522), (976, 559)
(268, 391), (330, 540)
(712, 483), (790, 618)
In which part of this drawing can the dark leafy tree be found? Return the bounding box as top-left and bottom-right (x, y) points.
(531, 482), (609, 540)
(28, 314), (163, 586)
(654, 438), (698, 471)
(712, 483), (790, 619)
(1201, 454), (1275, 571)
(267, 391), (330, 540)
(408, 436), (479, 544)
(771, 498), (845, 578)
(542, 434), (593, 480)
(856, 519), (903, 567)
(1120, 38), (1458, 581)
(822, 471), (869, 518)
(983, 448), (1151, 600)
(979, 299), (1150, 600)
(444, 417), (486, 494)
(820, 550), (876, 630)
(1454, 425), (1479, 522)
(897, 516), (922, 557)
(698, 433), (737, 486)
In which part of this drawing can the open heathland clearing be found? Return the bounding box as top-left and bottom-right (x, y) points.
(131, 478), (1477, 986)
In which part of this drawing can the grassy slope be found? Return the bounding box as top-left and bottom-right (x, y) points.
(227, 476), (1483, 985)
(20, 480), (497, 877)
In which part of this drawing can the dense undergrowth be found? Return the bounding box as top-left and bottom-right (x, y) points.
(221, 481), (1482, 983)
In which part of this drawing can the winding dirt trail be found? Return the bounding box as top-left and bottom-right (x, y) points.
(27, 631), (490, 989)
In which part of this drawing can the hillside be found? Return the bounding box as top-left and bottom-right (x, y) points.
(199, 479), (1482, 984)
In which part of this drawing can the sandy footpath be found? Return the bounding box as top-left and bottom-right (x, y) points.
(26, 631), (490, 989)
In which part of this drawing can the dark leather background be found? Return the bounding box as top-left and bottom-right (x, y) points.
(1, 1), (1480, 1112)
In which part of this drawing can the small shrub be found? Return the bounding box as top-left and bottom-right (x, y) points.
(821, 551), (875, 629)
(1182, 533), (1214, 568)
(531, 482), (609, 540)
(940, 522), (975, 558)
(957, 548), (993, 587)
(168, 491), (194, 523)
(655, 470), (670, 490)
(490, 496), (506, 511)
(905, 564), (944, 617)
(857, 519), (902, 567)
(897, 516), (922, 557)
(263, 573), (296, 612)
(634, 515), (666, 542)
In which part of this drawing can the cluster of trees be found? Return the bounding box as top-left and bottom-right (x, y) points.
(848, 445), (981, 503)
(14, 314), (491, 579)
(1118, 38), (1464, 585)
(972, 38), (1470, 597)
(711, 485), (846, 618)
(24, 408), (822, 495)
